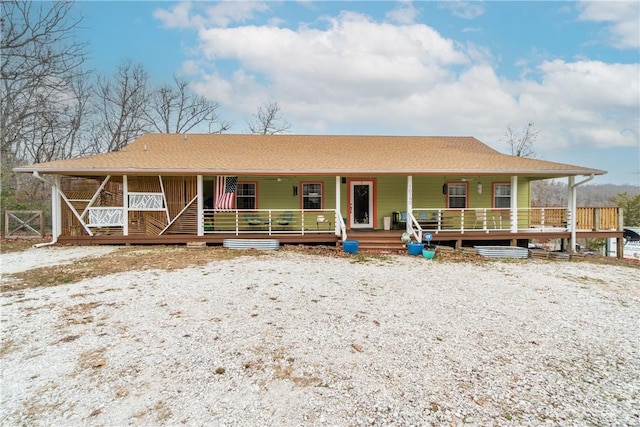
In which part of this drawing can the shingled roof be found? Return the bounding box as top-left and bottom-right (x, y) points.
(15, 133), (606, 178)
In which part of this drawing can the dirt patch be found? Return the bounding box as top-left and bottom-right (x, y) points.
(1, 246), (245, 292)
(1, 244), (394, 293)
(1, 238), (50, 254)
(2, 242), (636, 294)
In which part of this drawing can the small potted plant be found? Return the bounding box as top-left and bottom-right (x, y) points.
(422, 233), (436, 259)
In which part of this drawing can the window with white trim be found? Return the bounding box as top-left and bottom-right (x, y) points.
(447, 183), (467, 209)
(302, 183), (322, 209)
(236, 183), (256, 209)
(493, 183), (511, 209)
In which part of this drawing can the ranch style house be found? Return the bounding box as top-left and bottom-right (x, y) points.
(14, 133), (625, 255)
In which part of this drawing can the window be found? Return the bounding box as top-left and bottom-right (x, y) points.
(302, 183), (322, 209)
(236, 182), (256, 210)
(447, 182), (467, 209)
(493, 183), (511, 208)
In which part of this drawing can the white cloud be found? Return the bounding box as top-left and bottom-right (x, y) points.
(577, 1), (640, 49)
(160, 4), (638, 160)
(386, 1), (420, 24)
(194, 11), (469, 107)
(203, 1), (269, 28)
(154, 1), (269, 29)
(512, 60), (639, 150)
(190, 12), (475, 130)
(153, 2), (200, 29)
(440, 1), (485, 20)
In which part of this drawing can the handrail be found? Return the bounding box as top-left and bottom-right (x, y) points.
(335, 211), (347, 241)
(407, 211), (422, 242)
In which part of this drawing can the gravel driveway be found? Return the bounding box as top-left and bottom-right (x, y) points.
(1, 248), (639, 426)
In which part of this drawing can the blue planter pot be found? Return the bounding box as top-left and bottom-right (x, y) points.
(407, 242), (424, 255)
(343, 240), (359, 254)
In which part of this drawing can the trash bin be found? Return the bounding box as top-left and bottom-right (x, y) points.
(383, 216), (391, 231)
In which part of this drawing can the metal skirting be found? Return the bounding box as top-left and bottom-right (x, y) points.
(223, 239), (280, 251)
(474, 245), (529, 259)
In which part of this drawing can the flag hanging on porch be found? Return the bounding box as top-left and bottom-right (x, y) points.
(215, 176), (237, 211)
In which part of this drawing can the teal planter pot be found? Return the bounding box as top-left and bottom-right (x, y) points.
(422, 248), (436, 259)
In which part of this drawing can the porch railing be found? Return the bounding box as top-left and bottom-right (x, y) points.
(202, 209), (339, 236)
(199, 207), (617, 238)
(409, 207), (620, 235)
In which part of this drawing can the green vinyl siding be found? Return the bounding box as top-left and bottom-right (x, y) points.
(222, 175), (533, 229)
(240, 176), (338, 211)
(375, 176), (407, 229)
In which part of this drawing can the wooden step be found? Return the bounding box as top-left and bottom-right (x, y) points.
(342, 231), (407, 253)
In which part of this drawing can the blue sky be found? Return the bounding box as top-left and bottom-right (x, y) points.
(75, 1), (639, 185)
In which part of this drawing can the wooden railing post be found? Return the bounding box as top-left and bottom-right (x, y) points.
(593, 209), (600, 231)
(618, 208), (624, 231)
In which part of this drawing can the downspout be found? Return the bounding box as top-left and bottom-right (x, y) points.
(31, 171), (59, 248)
(197, 175), (204, 236)
(569, 174), (595, 253)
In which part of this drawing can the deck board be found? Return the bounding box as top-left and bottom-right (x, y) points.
(57, 229), (623, 251)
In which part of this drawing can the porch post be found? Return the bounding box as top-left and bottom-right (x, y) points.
(406, 175), (413, 233)
(510, 175), (518, 233)
(197, 175), (204, 236)
(568, 176), (576, 253)
(335, 176), (341, 235)
(51, 175), (61, 239)
(123, 175), (129, 236)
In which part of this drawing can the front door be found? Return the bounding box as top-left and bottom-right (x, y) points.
(350, 180), (374, 229)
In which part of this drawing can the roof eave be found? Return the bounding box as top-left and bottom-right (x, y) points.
(14, 166), (607, 176)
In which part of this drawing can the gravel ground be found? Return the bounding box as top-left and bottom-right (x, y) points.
(1, 246), (118, 275)
(1, 248), (639, 426)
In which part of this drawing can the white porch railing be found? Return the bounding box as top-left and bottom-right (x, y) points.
(409, 207), (578, 235)
(202, 209), (340, 236)
(197, 206), (616, 239)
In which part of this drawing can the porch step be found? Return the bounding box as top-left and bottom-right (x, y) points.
(343, 231), (407, 253)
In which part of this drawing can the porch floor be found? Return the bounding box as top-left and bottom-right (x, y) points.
(57, 232), (340, 246)
(57, 228), (623, 252)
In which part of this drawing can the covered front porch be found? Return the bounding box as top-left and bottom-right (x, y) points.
(47, 173), (624, 256)
(56, 203), (624, 255)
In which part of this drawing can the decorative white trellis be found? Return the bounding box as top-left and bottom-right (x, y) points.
(88, 208), (124, 227)
(128, 192), (164, 210)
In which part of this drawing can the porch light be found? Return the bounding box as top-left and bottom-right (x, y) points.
(477, 182), (483, 194)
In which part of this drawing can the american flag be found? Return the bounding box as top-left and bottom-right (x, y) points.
(215, 176), (237, 211)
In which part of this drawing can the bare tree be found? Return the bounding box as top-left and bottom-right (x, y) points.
(92, 60), (150, 152)
(146, 75), (231, 134)
(247, 101), (291, 135)
(20, 73), (93, 163)
(1, 0), (89, 211)
(1, 0), (88, 163)
(504, 122), (538, 157)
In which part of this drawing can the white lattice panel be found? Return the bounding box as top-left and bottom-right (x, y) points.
(88, 208), (124, 226)
(129, 193), (164, 210)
